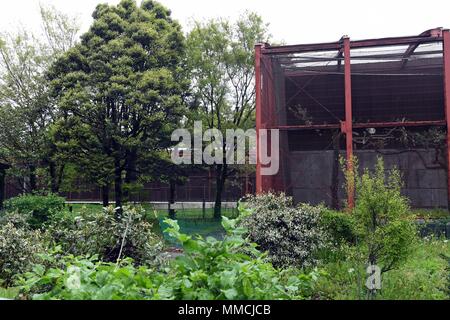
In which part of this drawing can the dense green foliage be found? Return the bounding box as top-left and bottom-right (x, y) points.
(185, 12), (270, 217)
(17, 210), (319, 300)
(18, 253), (159, 300)
(160, 214), (318, 299)
(48, 206), (162, 264)
(0, 5), (79, 194)
(0, 204), (162, 289)
(0, 221), (45, 286)
(347, 157), (417, 274)
(315, 238), (450, 300)
(240, 193), (327, 268)
(0, 194), (447, 301)
(443, 253), (450, 298)
(49, 0), (188, 207)
(320, 209), (358, 245)
(4, 193), (65, 227)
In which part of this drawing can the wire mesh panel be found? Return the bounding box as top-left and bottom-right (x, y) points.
(258, 29), (449, 209)
(350, 43), (444, 123)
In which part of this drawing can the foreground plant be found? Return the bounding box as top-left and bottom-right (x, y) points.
(48, 205), (162, 265)
(239, 192), (327, 268)
(0, 221), (45, 286)
(4, 194), (66, 228)
(343, 156), (417, 298)
(17, 208), (319, 300)
(161, 210), (319, 300)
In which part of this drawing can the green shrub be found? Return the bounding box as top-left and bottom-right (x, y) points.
(350, 157), (417, 273)
(320, 209), (357, 245)
(239, 192), (327, 268)
(17, 208), (320, 300)
(47, 205), (162, 265)
(4, 194), (65, 227)
(161, 212), (319, 300)
(0, 210), (31, 229)
(17, 253), (157, 300)
(0, 222), (45, 286)
(342, 156), (417, 298)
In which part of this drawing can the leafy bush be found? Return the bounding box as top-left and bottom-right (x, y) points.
(240, 192), (327, 268)
(17, 252), (158, 300)
(340, 156), (417, 299)
(348, 157), (417, 274)
(17, 208), (320, 300)
(4, 194), (65, 227)
(47, 206), (162, 265)
(0, 210), (31, 229)
(320, 209), (357, 245)
(0, 222), (45, 286)
(161, 212), (319, 300)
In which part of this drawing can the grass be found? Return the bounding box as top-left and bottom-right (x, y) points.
(380, 238), (449, 299)
(315, 238), (450, 300)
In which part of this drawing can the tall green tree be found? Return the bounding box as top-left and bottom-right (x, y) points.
(49, 0), (188, 209)
(0, 5), (79, 193)
(186, 12), (270, 218)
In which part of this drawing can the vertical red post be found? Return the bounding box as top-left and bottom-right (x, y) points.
(442, 30), (450, 210)
(255, 44), (262, 194)
(264, 55), (275, 192)
(343, 37), (354, 209)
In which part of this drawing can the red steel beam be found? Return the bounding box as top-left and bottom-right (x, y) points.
(442, 30), (450, 210)
(262, 41), (341, 55)
(255, 44), (263, 194)
(263, 55), (276, 192)
(262, 34), (442, 55)
(274, 120), (446, 131)
(401, 28), (443, 69)
(343, 37), (354, 210)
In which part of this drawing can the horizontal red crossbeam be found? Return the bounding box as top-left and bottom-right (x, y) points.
(273, 120), (446, 131)
(262, 35), (443, 55)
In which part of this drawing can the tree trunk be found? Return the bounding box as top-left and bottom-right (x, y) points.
(367, 255), (378, 300)
(114, 159), (123, 215)
(214, 163), (227, 219)
(49, 160), (58, 193)
(102, 184), (110, 207)
(123, 150), (137, 202)
(29, 164), (37, 193)
(168, 179), (176, 219)
(0, 168), (6, 210)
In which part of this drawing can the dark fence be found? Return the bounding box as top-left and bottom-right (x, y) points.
(4, 174), (256, 203)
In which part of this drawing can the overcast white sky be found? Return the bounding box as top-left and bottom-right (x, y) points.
(0, 0), (449, 44)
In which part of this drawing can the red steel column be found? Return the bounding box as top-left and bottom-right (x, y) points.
(442, 30), (450, 209)
(255, 44), (263, 194)
(343, 37), (354, 209)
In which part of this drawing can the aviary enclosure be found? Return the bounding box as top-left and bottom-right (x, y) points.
(255, 28), (450, 209)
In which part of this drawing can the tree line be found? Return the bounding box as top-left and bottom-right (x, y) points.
(0, 0), (270, 217)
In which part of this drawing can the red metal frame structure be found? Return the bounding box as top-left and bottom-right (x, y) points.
(443, 30), (450, 203)
(343, 36), (354, 208)
(255, 28), (450, 209)
(255, 44), (262, 193)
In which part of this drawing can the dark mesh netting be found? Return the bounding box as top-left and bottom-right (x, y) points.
(259, 31), (448, 208)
